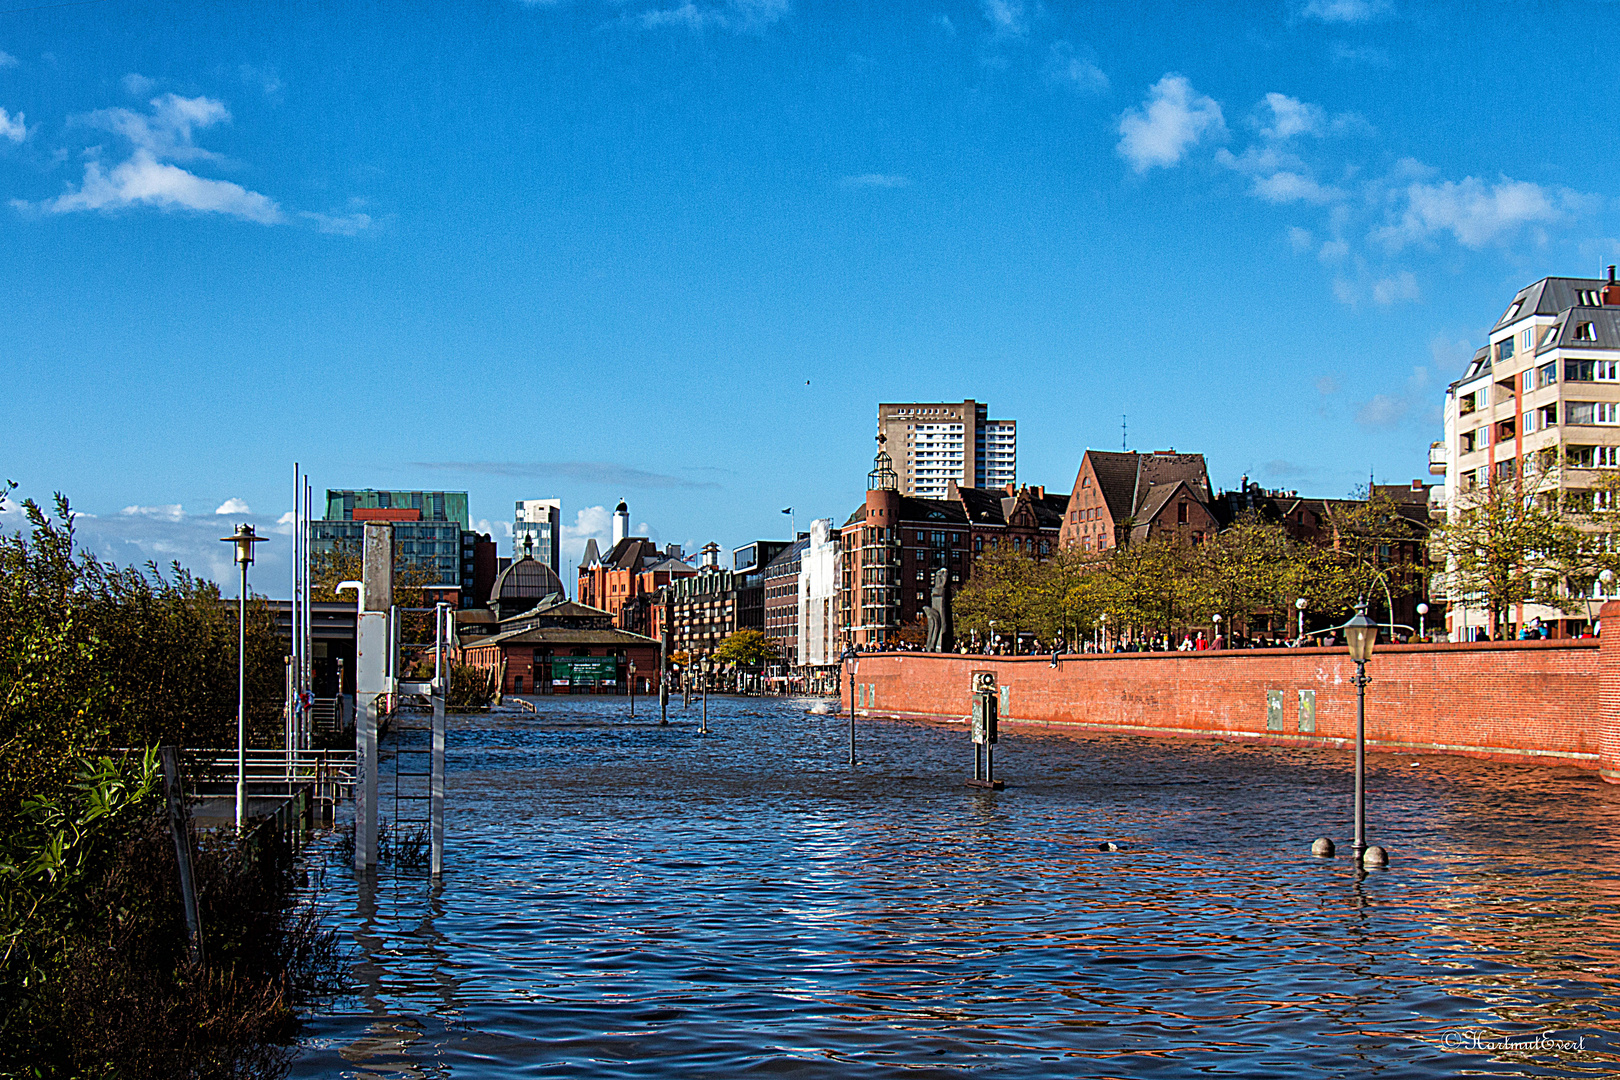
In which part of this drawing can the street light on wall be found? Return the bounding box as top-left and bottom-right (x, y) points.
(1416, 602), (1429, 640)
(1295, 597), (1308, 642)
(1212, 613), (1222, 648)
(219, 523), (267, 832)
(1343, 601), (1384, 866)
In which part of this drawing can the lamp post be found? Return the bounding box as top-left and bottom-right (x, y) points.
(841, 645), (858, 765)
(988, 620), (997, 655)
(1295, 597), (1308, 643)
(1344, 601), (1379, 863)
(1416, 602), (1429, 640)
(220, 523), (267, 832)
(1212, 613), (1222, 649)
(1099, 612), (1109, 652)
(629, 659), (637, 719)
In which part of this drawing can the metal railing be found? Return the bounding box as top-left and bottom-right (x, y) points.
(193, 748), (355, 805)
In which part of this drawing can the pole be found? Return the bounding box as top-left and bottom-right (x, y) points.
(1354, 658), (1368, 858)
(160, 746), (205, 966)
(236, 556), (248, 832)
(847, 661), (855, 766)
(430, 691), (445, 877)
(701, 669), (708, 735)
(630, 669), (635, 718)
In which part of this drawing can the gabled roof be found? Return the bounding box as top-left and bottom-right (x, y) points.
(764, 536), (810, 572)
(600, 537), (662, 571)
(578, 538), (600, 570)
(1497, 276), (1608, 328)
(1080, 450), (1211, 524)
(1539, 306), (1620, 352)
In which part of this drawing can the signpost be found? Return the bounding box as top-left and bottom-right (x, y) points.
(967, 670), (1003, 790)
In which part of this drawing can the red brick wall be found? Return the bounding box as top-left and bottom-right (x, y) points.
(846, 639), (1602, 769)
(1599, 601), (1620, 781)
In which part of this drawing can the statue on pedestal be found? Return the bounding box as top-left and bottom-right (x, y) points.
(923, 566), (954, 653)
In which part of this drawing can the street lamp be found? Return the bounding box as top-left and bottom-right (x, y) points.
(1416, 602), (1429, 640)
(988, 620), (997, 655)
(1212, 613), (1222, 649)
(700, 655), (710, 735)
(1295, 597), (1308, 643)
(220, 523), (267, 832)
(1344, 601), (1380, 864)
(629, 659), (637, 719)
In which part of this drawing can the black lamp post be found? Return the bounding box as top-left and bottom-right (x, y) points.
(219, 522), (267, 832)
(1344, 601), (1379, 863)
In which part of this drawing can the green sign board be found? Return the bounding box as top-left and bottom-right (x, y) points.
(551, 657), (619, 683)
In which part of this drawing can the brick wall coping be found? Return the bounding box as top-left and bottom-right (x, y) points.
(853, 639), (1596, 663)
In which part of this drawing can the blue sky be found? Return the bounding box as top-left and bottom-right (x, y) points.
(3, 0), (1618, 594)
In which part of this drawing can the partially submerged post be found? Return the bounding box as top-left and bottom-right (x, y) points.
(660, 590), (672, 726)
(430, 602), (448, 878)
(967, 670), (1003, 791)
(344, 521), (394, 872)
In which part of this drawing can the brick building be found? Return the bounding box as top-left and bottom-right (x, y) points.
(1059, 450), (1218, 553)
(456, 595), (661, 696)
(577, 536), (694, 631)
(763, 535), (809, 669)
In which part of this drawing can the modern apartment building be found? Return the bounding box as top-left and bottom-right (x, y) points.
(1440, 270), (1620, 638)
(797, 518), (841, 671)
(877, 399), (1017, 499)
(514, 499), (562, 571)
(312, 488), (494, 605)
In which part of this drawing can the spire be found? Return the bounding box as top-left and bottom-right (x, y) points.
(867, 433), (898, 492)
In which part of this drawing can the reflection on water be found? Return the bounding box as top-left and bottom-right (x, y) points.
(291, 696), (1620, 1078)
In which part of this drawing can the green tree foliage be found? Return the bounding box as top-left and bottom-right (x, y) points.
(0, 487), (284, 815)
(1431, 480), (1585, 632)
(713, 629), (779, 667)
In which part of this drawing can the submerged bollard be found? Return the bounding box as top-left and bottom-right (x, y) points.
(1312, 837), (1336, 857)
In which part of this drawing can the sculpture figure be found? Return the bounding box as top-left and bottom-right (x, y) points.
(923, 566), (954, 653)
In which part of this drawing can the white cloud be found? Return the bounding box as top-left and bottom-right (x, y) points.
(1045, 41), (1107, 92)
(238, 64), (283, 97)
(932, 13), (955, 34)
(1252, 170), (1341, 205)
(120, 73), (156, 97)
(83, 93), (231, 163)
(121, 503), (184, 521)
(1288, 226), (1314, 252)
(1257, 92), (1324, 140)
(42, 150), (283, 222)
(1356, 393), (1407, 428)
(638, 0), (789, 33)
(301, 209), (372, 235)
(1374, 174), (1572, 251)
(0, 50), (17, 69)
(31, 93), (284, 223)
(842, 173), (910, 188)
(561, 505), (612, 576)
(1371, 270), (1419, 305)
(980, 0), (1026, 36)
(215, 497), (251, 515)
(1117, 74), (1225, 173)
(0, 107), (24, 143)
(1318, 238), (1349, 262)
(1301, 0), (1392, 23)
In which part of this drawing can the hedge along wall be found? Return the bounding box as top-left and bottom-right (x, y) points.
(846, 634), (1606, 772)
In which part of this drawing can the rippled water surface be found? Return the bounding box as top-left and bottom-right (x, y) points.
(290, 695), (1620, 1078)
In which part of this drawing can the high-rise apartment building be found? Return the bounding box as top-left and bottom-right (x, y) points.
(1440, 270), (1620, 638)
(514, 499), (562, 571)
(312, 488), (493, 605)
(877, 399), (1017, 499)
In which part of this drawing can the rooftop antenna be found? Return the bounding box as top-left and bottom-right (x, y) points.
(1122, 413), (1128, 452)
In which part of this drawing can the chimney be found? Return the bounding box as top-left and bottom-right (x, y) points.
(1606, 266), (1620, 305)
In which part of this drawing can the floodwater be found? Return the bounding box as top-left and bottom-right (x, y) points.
(290, 695), (1620, 1078)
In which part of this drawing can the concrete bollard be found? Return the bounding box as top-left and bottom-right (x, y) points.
(1311, 837), (1335, 857)
(1362, 844), (1388, 867)
(1097, 841), (1119, 852)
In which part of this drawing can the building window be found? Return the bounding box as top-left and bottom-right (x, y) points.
(1575, 322), (1597, 342)
(1177, 502), (1188, 524)
(1567, 402), (1618, 425)
(1539, 403), (1558, 428)
(1538, 362), (1557, 388)
(1523, 410), (1535, 433)
(1522, 369), (1533, 393)
(1497, 337), (1515, 361)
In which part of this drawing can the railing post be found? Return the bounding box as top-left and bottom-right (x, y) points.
(159, 747), (205, 966)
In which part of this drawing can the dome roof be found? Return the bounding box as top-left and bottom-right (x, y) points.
(489, 556), (565, 604)
(615, 500), (628, 513)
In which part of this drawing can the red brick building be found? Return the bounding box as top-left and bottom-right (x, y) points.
(577, 537), (695, 632)
(457, 595), (662, 695)
(1059, 450), (1218, 552)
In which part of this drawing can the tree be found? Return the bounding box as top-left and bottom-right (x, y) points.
(1430, 480), (1585, 633)
(1189, 514), (1291, 637)
(713, 629), (778, 667)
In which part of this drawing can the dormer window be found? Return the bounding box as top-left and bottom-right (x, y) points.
(1575, 322), (1597, 342)
(1504, 300), (1523, 322)
(1578, 290), (1602, 306)
(1542, 326), (1560, 348)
